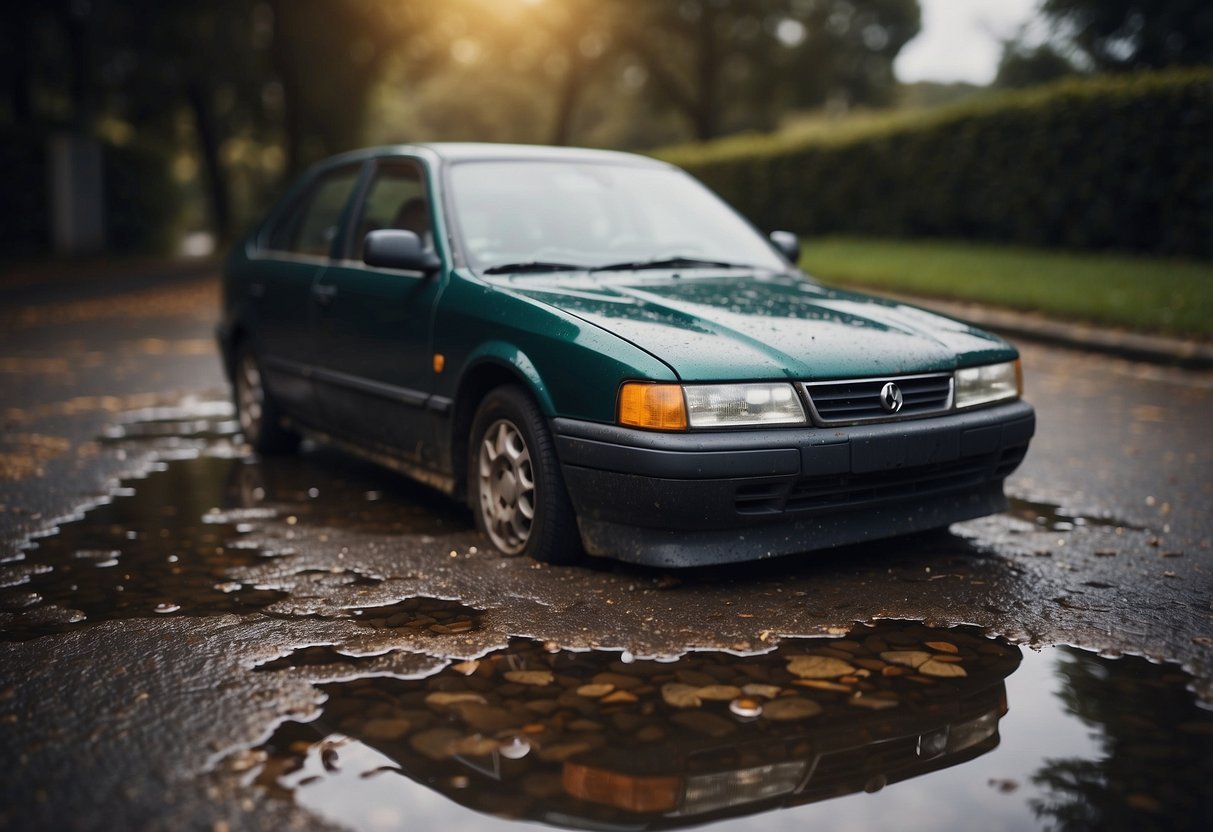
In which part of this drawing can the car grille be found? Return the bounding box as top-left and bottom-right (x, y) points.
(801, 373), (953, 426)
(734, 445), (1028, 517)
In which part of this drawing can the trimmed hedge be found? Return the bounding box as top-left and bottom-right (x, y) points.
(659, 69), (1213, 259)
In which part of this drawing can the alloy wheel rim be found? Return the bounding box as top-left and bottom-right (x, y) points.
(237, 353), (264, 440)
(478, 418), (535, 554)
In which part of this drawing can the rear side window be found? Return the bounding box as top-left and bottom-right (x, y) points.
(265, 165), (362, 256)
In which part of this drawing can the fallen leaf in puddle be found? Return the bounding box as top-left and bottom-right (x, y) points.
(761, 697), (822, 721)
(425, 692), (487, 708)
(362, 718), (412, 740)
(787, 655), (856, 678)
(662, 683), (702, 708)
(430, 620), (474, 635)
(451, 703), (524, 734)
(881, 650), (931, 669)
(849, 695), (899, 711)
(568, 719), (604, 733)
(410, 728), (462, 760)
(601, 690), (639, 704)
(1124, 793), (1162, 812)
(635, 725), (665, 742)
(504, 670), (554, 686)
(450, 735), (502, 756)
(793, 679), (852, 693)
(537, 741), (597, 762)
(593, 672), (643, 690)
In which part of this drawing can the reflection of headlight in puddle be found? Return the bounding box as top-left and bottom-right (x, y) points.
(947, 710), (1000, 753)
(675, 761), (807, 816)
(919, 710), (1001, 760)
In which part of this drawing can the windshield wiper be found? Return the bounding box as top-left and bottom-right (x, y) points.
(482, 261), (587, 275)
(590, 256), (763, 272)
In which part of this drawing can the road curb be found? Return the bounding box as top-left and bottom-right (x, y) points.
(877, 292), (1213, 371)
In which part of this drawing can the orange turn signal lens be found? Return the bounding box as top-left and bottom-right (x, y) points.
(618, 383), (687, 431)
(563, 763), (682, 813)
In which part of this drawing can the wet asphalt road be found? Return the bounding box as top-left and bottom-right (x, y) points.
(1, 266), (1211, 831)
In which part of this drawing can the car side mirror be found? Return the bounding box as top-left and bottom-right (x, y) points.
(363, 229), (441, 274)
(769, 230), (801, 264)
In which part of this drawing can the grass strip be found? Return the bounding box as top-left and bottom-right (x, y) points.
(799, 237), (1213, 338)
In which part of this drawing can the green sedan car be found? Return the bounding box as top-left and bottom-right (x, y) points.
(218, 143), (1034, 567)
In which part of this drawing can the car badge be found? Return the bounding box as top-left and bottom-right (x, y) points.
(880, 382), (904, 413)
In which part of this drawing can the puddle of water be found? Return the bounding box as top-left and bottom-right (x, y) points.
(1006, 498), (1147, 534)
(0, 429), (468, 640)
(245, 622), (1213, 831)
(0, 456), (286, 639)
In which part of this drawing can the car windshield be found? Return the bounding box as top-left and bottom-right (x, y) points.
(447, 160), (787, 274)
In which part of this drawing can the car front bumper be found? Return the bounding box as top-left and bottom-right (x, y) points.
(552, 400), (1035, 567)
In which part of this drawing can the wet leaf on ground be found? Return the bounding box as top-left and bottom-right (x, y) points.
(881, 651), (932, 669)
(787, 655), (857, 679)
(761, 697), (823, 721)
(661, 683), (702, 708)
(425, 691), (487, 708)
(504, 670), (554, 687)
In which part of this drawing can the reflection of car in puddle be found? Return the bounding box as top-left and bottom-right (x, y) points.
(255, 622), (1021, 829)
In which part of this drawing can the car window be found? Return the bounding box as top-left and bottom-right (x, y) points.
(353, 162), (432, 260)
(447, 161), (786, 272)
(265, 165), (362, 257)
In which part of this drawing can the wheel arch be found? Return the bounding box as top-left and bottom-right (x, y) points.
(448, 349), (553, 503)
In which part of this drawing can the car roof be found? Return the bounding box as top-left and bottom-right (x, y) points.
(333, 142), (672, 170)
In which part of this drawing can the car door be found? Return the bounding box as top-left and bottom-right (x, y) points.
(251, 162), (365, 418)
(311, 158), (446, 466)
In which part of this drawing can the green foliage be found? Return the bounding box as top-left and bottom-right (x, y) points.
(660, 69), (1213, 258)
(995, 44), (1080, 89)
(104, 140), (184, 254)
(800, 236), (1213, 336)
(1041, 0), (1213, 71)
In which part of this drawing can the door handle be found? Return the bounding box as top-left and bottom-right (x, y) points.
(311, 283), (338, 305)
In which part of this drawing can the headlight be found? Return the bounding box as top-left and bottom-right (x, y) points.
(684, 383), (806, 428)
(677, 761), (806, 816)
(954, 360), (1021, 409)
(619, 382), (806, 430)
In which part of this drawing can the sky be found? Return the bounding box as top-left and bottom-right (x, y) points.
(895, 0), (1043, 85)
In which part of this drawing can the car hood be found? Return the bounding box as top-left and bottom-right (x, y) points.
(487, 270), (1015, 381)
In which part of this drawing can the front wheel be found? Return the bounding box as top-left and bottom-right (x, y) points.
(469, 386), (583, 564)
(234, 343), (300, 454)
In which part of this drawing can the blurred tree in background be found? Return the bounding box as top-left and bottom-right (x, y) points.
(1, 0), (925, 252)
(2, 0), (1207, 255)
(1041, 0), (1213, 72)
(997, 0), (1213, 88)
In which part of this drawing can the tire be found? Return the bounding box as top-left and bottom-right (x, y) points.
(233, 342), (300, 454)
(469, 385), (583, 564)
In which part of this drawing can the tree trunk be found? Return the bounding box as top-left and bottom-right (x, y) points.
(268, 0), (304, 180)
(692, 3), (720, 141)
(550, 52), (588, 147)
(184, 80), (231, 243)
(5, 7), (34, 122)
